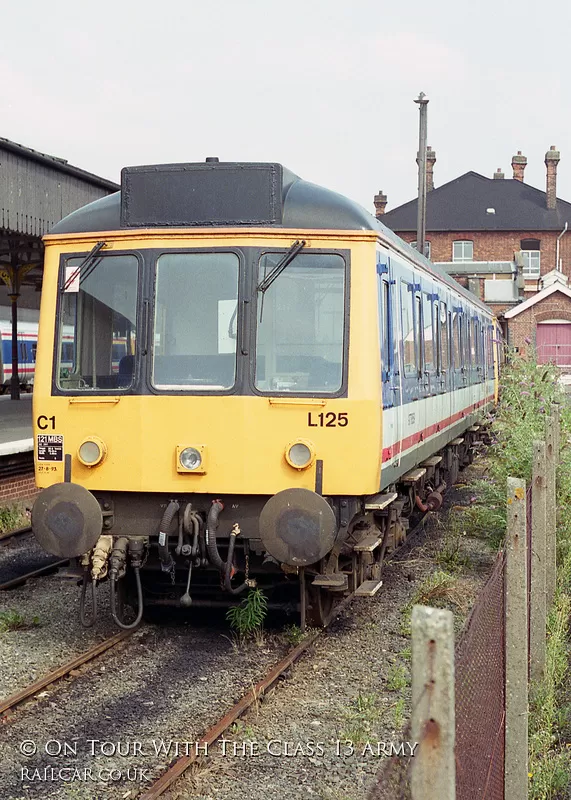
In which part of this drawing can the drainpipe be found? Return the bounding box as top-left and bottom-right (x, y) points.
(556, 222), (568, 272)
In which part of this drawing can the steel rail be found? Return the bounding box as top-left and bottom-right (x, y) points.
(0, 629), (134, 717)
(0, 525), (32, 543)
(140, 593), (355, 800)
(0, 559), (69, 590)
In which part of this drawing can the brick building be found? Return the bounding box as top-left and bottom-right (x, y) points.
(376, 147), (571, 365)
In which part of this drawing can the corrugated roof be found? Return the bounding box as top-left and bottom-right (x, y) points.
(381, 171), (571, 232)
(0, 137), (119, 192)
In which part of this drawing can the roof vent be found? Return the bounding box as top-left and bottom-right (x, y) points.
(486, 208), (496, 214)
(205, 157), (219, 163)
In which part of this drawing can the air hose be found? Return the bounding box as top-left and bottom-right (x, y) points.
(205, 499), (225, 570)
(158, 500), (180, 572)
(224, 524), (248, 595)
(110, 569), (143, 630)
(80, 569), (97, 627)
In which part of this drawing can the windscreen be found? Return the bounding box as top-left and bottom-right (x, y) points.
(152, 252), (239, 390)
(255, 252), (345, 393)
(57, 254), (138, 391)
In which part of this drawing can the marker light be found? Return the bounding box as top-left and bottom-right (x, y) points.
(285, 440), (315, 470)
(180, 447), (202, 470)
(177, 445), (207, 474)
(78, 437), (106, 467)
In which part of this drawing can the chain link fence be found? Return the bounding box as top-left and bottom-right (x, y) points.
(368, 550), (507, 800)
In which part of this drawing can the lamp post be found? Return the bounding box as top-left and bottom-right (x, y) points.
(415, 92), (429, 258)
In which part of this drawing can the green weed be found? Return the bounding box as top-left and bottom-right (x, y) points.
(0, 610), (40, 632)
(385, 663), (409, 691)
(226, 588), (268, 641)
(0, 503), (28, 534)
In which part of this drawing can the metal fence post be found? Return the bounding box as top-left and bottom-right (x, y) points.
(505, 477), (528, 800)
(411, 605), (455, 800)
(530, 441), (547, 681)
(545, 415), (556, 606)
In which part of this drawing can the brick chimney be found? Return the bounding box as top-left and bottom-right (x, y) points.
(416, 147), (437, 192)
(426, 147), (436, 191)
(493, 167), (504, 179)
(545, 145), (560, 209)
(374, 190), (387, 218)
(511, 151), (527, 181)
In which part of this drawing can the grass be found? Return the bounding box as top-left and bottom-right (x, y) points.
(339, 692), (384, 746)
(385, 662), (409, 691)
(400, 570), (467, 636)
(0, 503), (29, 534)
(0, 610), (40, 632)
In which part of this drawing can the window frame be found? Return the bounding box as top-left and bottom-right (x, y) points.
(251, 248), (351, 399)
(452, 240), (474, 263)
(52, 249), (143, 396)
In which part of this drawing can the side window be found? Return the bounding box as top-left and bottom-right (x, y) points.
(453, 312), (462, 368)
(471, 318), (477, 362)
(31, 343), (37, 363)
(379, 279), (391, 379)
(401, 281), (416, 377)
(464, 315), (471, 366)
(416, 295), (422, 375)
(440, 303), (449, 371)
(423, 293), (435, 373)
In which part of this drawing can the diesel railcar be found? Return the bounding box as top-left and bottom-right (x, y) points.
(31, 161), (500, 628)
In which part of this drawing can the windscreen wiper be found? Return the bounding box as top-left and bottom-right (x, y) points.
(256, 240), (306, 295)
(61, 241), (106, 292)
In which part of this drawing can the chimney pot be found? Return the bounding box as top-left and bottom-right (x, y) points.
(374, 190), (388, 217)
(416, 147), (437, 191)
(512, 150), (527, 181)
(545, 146), (561, 209)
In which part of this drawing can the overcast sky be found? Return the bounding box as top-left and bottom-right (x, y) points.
(2, 0), (570, 216)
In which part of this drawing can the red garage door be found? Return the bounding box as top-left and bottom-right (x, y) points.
(536, 323), (571, 366)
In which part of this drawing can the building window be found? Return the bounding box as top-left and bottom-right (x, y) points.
(522, 251), (540, 278)
(452, 241), (473, 262)
(410, 241), (431, 258)
(520, 240), (541, 278)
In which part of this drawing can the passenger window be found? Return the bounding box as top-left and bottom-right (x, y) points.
(423, 293), (435, 373)
(379, 279), (391, 378)
(453, 312), (462, 368)
(400, 281), (416, 377)
(440, 302), (449, 371)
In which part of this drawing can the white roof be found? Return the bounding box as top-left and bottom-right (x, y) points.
(504, 283), (571, 318)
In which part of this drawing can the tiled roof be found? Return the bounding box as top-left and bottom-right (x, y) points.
(381, 172), (571, 232)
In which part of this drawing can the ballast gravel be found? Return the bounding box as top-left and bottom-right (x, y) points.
(0, 461), (496, 800)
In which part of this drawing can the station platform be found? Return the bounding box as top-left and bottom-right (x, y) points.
(0, 395), (33, 455)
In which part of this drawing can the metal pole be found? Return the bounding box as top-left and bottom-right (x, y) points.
(415, 92), (429, 258)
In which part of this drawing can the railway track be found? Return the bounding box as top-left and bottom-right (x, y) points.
(0, 524), (32, 543)
(139, 514), (433, 798)
(0, 628), (134, 719)
(0, 524), (71, 590)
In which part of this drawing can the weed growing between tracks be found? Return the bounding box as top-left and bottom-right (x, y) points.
(0, 609), (40, 631)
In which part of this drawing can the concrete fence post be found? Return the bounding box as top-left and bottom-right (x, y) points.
(411, 605), (455, 800)
(505, 477), (528, 800)
(545, 415), (557, 606)
(530, 441), (547, 681)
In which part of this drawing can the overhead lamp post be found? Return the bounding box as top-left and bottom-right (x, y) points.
(415, 92), (429, 258)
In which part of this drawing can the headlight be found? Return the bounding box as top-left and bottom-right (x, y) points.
(285, 439), (315, 470)
(180, 447), (202, 470)
(78, 437), (106, 467)
(177, 445), (207, 473)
